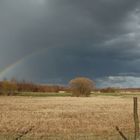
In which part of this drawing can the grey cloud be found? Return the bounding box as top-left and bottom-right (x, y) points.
(96, 76), (140, 88)
(0, 0), (140, 87)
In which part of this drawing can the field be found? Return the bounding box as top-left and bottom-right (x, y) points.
(0, 93), (140, 139)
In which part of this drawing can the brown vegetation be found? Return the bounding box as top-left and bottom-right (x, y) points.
(0, 96), (135, 139)
(69, 77), (95, 97)
(100, 87), (117, 93)
(0, 80), (17, 96)
(0, 80), (67, 95)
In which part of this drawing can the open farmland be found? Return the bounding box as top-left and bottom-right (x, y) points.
(0, 95), (139, 140)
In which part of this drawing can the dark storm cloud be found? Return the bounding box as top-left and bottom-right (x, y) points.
(0, 0), (140, 87)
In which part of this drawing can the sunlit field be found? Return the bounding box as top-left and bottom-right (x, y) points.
(0, 93), (140, 139)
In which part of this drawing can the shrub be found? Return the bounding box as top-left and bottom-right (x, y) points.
(1, 80), (17, 96)
(100, 87), (116, 93)
(69, 77), (95, 97)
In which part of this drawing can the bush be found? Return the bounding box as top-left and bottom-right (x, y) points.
(100, 87), (116, 93)
(69, 77), (95, 97)
(1, 80), (17, 96)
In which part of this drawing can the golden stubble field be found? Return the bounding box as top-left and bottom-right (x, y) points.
(0, 96), (137, 139)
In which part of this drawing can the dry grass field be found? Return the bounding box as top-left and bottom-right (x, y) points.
(0, 95), (138, 139)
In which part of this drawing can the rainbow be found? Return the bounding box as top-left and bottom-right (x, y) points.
(0, 47), (48, 79)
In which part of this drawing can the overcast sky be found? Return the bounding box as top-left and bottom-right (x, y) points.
(0, 0), (140, 87)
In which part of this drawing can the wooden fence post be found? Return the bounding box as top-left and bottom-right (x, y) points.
(115, 126), (128, 140)
(133, 97), (140, 140)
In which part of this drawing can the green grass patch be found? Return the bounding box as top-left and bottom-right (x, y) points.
(17, 92), (72, 97)
(13, 91), (140, 98)
(91, 92), (122, 96)
(91, 92), (140, 98)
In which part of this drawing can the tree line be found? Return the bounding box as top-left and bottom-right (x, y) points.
(1, 77), (134, 97)
(0, 79), (67, 96)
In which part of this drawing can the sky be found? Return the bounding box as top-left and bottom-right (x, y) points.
(0, 0), (140, 88)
